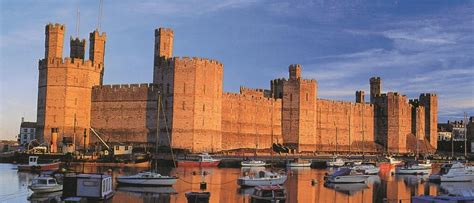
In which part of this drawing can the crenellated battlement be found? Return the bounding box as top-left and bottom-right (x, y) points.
(92, 83), (160, 102)
(70, 37), (86, 44)
(318, 98), (374, 108)
(45, 23), (65, 32)
(370, 77), (381, 82)
(158, 56), (224, 69)
(155, 28), (174, 36)
(90, 30), (106, 38)
(223, 91), (282, 102)
(420, 93), (437, 97)
(39, 57), (102, 71)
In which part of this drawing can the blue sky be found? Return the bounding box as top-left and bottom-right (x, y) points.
(1, 0), (473, 140)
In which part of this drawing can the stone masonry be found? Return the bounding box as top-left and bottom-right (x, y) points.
(36, 24), (438, 153)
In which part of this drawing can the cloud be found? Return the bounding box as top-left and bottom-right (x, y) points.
(124, 0), (259, 16)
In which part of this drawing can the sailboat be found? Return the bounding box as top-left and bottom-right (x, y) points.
(117, 92), (178, 186)
(327, 126), (345, 167)
(352, 109), (380, 175)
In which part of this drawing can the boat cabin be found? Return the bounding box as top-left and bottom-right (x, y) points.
(32, 176), (58, 186)
(29, 156), (39, 166)
(198, 153), (214, 162)
(63, 173), (114, 200)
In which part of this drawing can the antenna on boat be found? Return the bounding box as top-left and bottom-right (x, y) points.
(160, 91), (177, 168)
(155, 91), (161, 172)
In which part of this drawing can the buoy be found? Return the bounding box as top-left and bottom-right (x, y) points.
(192, 171), (197, 175)
(311, 179), (318, 186)
(200, 182), (207, 190)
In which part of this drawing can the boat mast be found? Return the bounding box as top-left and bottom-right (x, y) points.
(335, 121), (338, 156)
(155, 91), (161, 173)
(362, 108), (365, 161)
(464, 112), (468, 161)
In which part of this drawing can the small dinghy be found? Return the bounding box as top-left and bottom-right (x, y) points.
(116, 171), (178, 186)
(242, 160), (267, 167)
(287, 158), (311, 167)
(325, 167), (369, 184)
(29, 176), (63, 193)
(430, 162), (474, 182)
(250, 185), (287, 203)
(238, 171), (287, 187)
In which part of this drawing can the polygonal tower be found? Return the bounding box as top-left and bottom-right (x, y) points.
(419, 93), (438, 149)
(36, 23), (104, 151)
(370, 77), (381, 104)
(153, 28), (174, 84)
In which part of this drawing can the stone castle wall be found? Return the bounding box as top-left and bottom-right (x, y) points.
(90, 83), (159, 144)
(316, 99), (376, 152)
(221, 89), (282, 150)
(36, 24), (438, 153)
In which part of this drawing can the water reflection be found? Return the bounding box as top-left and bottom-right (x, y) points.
(1, 163), (469, 203)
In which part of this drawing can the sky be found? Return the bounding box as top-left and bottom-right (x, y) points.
(0, 0), (473, 140)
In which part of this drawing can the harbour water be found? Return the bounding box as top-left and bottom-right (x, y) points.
(0, 163), (472, 203)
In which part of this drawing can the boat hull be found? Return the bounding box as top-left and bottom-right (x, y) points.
(28, 185), (63, 193)
(395, 167), (431, 175)
(251, 196), (286, 203)
(18, 162), (60, 171)
(238, 176), (287, 187)
(326, 175), (369, 184)
(177, 160), (219, 167)
(326, 162), (345, 167)
(440, 174), (474, 182)
(241, 162), (267, 167)
(287, 163), (311, 167)
(116, 177), (178, 186)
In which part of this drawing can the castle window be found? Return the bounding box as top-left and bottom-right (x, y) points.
(290, 94), (292, 102)
(182, 101), (185, 110)
(306, 93), (309, 101)
(75, 98), (78, 105)
(203, 104), (206, 112)
(183, 83), (186, 94)
(165, 100), (168, 109)
(204, 85), (206, 94)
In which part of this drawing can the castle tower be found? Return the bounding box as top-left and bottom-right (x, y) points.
(356, 90), (365, 103)
(153, 28), (174, 84)
(282, 64), (318, 151)
(70, 37), (86, 59)
(289, 64), (301, 80)
(89, 30), (106, 84)
(370, 77), (381, 104)
(419, 93), (438, 149)
(37, 23), (103, 150)
(45, 23), (65, 59)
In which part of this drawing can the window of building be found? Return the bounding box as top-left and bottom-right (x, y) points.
(125, 146), (129, 150)
(166, 84), (170, 94)
(115, 146), (119, 150)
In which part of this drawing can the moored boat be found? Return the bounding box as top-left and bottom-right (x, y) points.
(250, 185), (287, 203)
(242, 160), (267, 167)
(325, 167), (369, 184)
(352, 164), (380, 175)
(63, 173), (114, 200)
(18, 156), (60, 171)
(395, 162), (431, 175)
(287, 158), (311, 167)
(116, 171), (178, 186)
(387, 156), (402, 165)
(177, 153), (220, 167)
(238, 171), (287, 187)
(430, 162), (474, 182)
(326, 157), (345, 167)
(28, 176), (63, 193)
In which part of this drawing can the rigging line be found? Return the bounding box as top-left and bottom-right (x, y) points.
(160, 95), (177, 168)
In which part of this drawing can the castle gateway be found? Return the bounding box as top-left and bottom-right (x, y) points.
(37, 24), (438, 153)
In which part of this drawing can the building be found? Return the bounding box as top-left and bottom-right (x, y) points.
(438, 131), (452, 141)
(18, 118), (36, 145)
(36, 23), (438, 153)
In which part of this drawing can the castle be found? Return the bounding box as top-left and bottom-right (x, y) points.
(36, 23), (438, 153)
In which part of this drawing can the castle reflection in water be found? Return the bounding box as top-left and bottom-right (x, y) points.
(3, 163), (470, 203)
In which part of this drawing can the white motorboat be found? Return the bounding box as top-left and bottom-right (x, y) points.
(241, 160), (267, 167)
(326, 157), (345, 167)
(325, 167), (369, 183)
(29, 176), (63, 193)
(116, 171), (178, 186)
(395, 162), (431, 175)
(287, 158), (311, 167)
(237, 171), (287, 187)
(387, 156), (402, 165)
(352, 164), (380, 175)
(418, 160), (432, 168)
(430, 162), (474, 182)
